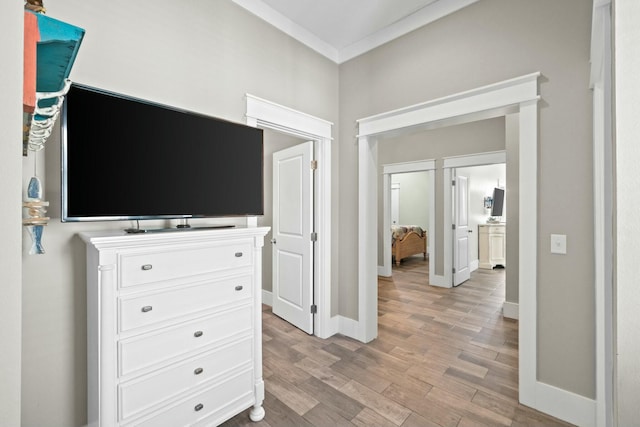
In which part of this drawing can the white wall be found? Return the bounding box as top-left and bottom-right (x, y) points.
(615, 0), (640, 424)
(0, 3), (24, 426)
(456, 164), (506, 265)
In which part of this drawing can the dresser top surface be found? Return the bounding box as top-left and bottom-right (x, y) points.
(80, 226), (270, 249)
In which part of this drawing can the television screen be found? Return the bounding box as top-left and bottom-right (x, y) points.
(61, 83), (264, 222)
(491, 187), (505, 217)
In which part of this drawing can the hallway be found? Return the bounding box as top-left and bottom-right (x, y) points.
(223, 256), (572, 426)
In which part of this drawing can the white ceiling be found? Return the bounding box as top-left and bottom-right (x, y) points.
(232, 0), (479, 64)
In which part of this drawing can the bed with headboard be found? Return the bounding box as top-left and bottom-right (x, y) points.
(392, 225), (427, 266)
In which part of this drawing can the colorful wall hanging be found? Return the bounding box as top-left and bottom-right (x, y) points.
(23, 3), (85, 254)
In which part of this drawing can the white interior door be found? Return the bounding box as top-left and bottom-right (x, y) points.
(272, 141), (314, 334)
(391, 183), (400, 225)
(453, 174), (471, 286)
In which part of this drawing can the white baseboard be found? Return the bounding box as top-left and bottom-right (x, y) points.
(328, 315), (340, 336)
(328, 315), (359, 340)
(261, 289), (273, 307)
(503, 301), (519, 319)
(470, 259), (479, 272)
(378, 265), (391, 277)
(266, 294), (357, 341)
(430, 274), (450, 288)
(533, 381), (596, 427)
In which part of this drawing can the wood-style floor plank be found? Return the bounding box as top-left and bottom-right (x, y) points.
(222, 256), (574, 427)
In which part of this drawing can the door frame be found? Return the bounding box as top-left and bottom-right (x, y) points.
(356, 72), (543, 409)
(591, 1), (614, 425)
(380, 160), (435, 279)
(443, 151), (506, 288)
(245, 94), (333, 339)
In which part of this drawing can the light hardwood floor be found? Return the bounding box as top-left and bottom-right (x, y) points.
(222, 256), (574, 427)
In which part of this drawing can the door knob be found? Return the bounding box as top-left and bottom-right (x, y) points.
(271, 238), (276, 244)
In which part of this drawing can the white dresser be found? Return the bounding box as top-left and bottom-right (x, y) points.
(81, 227), (270, 427)
(478, 223), (506, 269)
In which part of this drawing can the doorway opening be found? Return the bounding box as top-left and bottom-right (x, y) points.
(245, 94), (333, 338)
(452, 163), (507, 299)
(447, 153), (507, 289)
(380, 160), (436, 280)
(356, 73), (540, 409)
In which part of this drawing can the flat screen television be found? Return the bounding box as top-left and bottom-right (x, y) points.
(491, 187), (505, 217)
(61, 83), (264, 224)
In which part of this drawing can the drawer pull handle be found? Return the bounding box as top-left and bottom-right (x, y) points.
(193, 330), (203, 338)
(194, 403), (204, 412)
(194, 367), (203, 375)
(235, 285), (243, 291)
(141, 264), (153, 271)
(235, 252), (243, 257)
(141, 306), (153, 313)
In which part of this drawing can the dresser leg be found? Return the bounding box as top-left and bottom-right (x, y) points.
(249, 405), (265, 422)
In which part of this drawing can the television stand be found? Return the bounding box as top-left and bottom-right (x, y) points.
(81, 227), (269, 426)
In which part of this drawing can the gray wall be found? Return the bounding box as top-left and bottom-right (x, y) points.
(0, 2), (24, 426)
(340, 0), (594, 399)
(18, 2), (339, 426)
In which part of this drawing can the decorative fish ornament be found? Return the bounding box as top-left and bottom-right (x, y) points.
(24, 176), (48, 255)
(28, 175), (42, 199)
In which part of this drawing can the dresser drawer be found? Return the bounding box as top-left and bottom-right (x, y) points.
(119, 275), (252, 333)
(119, 243), (252, 288)
(127, 369), (254, 427)
(119, 305), (252, 377)
(119, 337), (253, 422)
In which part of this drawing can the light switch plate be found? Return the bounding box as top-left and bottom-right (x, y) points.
(550, 234), (567, 254)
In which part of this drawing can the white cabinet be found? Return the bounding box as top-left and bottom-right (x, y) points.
(81, 227), (269, 427)
(478, 224), (506, 269)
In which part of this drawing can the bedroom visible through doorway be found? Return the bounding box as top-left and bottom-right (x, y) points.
(390, 170), (430, 270)
(381, 160), (436, 279)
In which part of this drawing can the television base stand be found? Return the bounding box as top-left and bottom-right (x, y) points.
(124, 224), (235, 234)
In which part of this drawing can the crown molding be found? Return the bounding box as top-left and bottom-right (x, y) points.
(338, 0), (479, 63)
(232, 0), (339, 62)
(232, 0), (479, 64)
